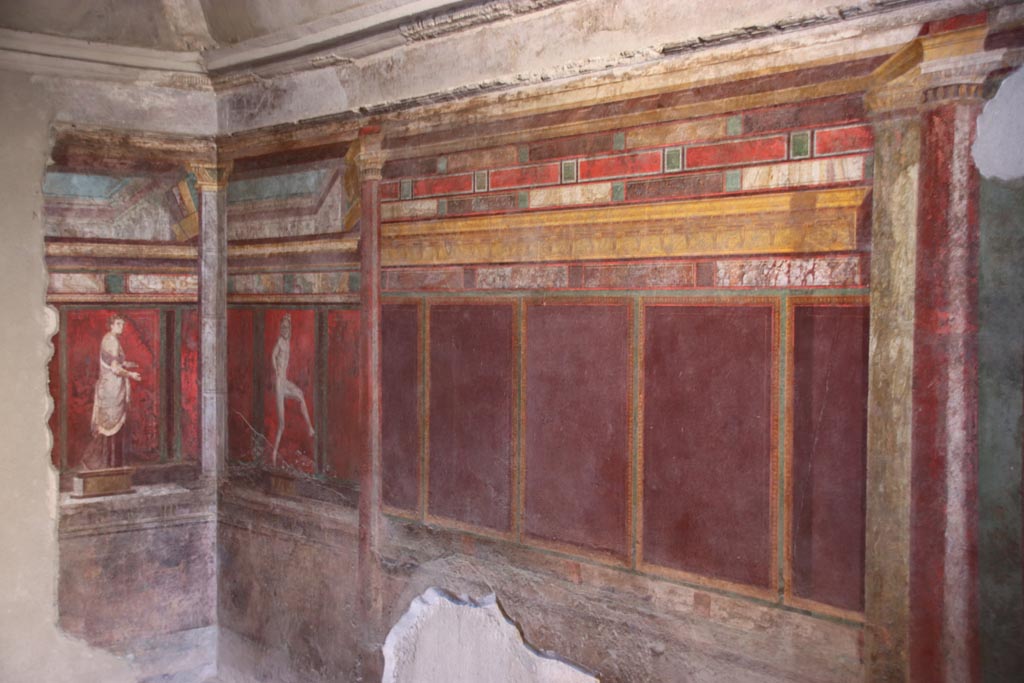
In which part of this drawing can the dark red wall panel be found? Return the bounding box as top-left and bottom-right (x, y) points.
(179, 308), (200, 461)
(428, 303), (514, 532)
(227, 309), (255, 462)
(790, 305), (869, 611)
(262, 309), (318, 473)
(65, 309), (161, 469)
(326, 309), (362, 482)
(524, 303), (630, 557)
(642, 304), (774, 588)
(382, 303), (421, 511)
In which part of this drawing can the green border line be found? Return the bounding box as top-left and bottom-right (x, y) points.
(419, 297), (429, 520)
(631, 296), (642, 569)
(514, 299), (525, 541)
(776, 292), (789, 601)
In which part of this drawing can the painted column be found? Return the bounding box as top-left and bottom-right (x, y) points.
(909, 64), (995, 683)
(190, 161), (233, 480)
(864, 15), (1004, 683)
(353, 128), (385, 673)
(863, 101), (920, 683)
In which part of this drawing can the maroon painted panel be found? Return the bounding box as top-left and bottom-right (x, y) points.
(428, 303), (514, 531)
(524, 303), (630, 556)
(65, 309), (161, 469)
(642, 305), (773, 588)
(326, 309), (362, 482)
(263, 309), (317, 473)
(382, 303), (420, 510)
(227, 309), (255, 462)
(790, 305), (869, 611)
(49, 328), (61, 468)
(179, 308), (200, 461)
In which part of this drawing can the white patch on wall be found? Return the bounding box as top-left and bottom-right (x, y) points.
(383, 588), (598, 683)
(974, 67), (1024, 181)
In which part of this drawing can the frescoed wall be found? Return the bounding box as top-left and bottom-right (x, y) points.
(44, 170), (199, 242)
(376, 88), (874, 623)
(226, 306), (361, 483)
(227, 158), (347, 240)
(44, 160), (204, 479)
(49, 308), (201, 474)
(223, 146), (363, 488)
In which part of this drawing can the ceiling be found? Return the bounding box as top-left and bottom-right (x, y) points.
(0, 0), (554, 51)
(0, 0), (581, 74)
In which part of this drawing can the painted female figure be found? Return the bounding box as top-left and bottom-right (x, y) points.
(82, 315), (141, 469)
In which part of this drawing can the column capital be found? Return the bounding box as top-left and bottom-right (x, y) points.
(346, 131), (384, 184)
(865, 20), (1005, 116)
(188, 161), (234, 191)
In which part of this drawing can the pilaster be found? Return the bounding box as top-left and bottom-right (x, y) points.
(189, 161), (233, 481)
(863, 13), (1005, 683)
(350, 127), (385, 677)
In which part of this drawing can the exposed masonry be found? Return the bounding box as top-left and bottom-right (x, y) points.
(208, 0), (1016, 123)
(399, 0), (579, 42)
(661, 0), (935, 54)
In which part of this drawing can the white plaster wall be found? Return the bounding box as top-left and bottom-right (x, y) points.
(0, 68), (137, 683)
(975, 66), (1024, 180)
(383, 589), (596, 683)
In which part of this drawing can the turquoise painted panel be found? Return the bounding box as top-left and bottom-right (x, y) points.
(227, 169), (330, 204)
(43, 172), (133, 200)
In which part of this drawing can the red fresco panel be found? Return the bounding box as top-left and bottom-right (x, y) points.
(326, 309), (362, 482)
(227, 309), (255, 462)
(179, 308), (200, 461)
(814, 125), (874, 156)
(524, 303), (630, 557)
(489, 164), (560, 190)
(263, 309), (317, 473)
(642, 305), (774, 588)
(65, 309), (161, 469)
(686, 136), (787, 169)
(382, 304), (420, 510)
(412, 174), (474, 197)
(380, 182), (400, 200)
(529, 132), (616, 161)
(790, 305), (869, 611)
(49, 328), (61, 468)
(741, 95), (866, 136)
(579, 151), (662, 180)
(428, 304), (514, 532)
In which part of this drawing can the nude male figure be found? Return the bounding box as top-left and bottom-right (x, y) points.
(271, 314), (315, 465)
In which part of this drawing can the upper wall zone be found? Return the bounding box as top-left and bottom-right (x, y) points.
(372, 75), (875, 286)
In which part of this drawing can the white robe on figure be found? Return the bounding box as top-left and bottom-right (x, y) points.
(91, 332), (131, 437)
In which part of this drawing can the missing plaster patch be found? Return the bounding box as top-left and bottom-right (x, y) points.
(382, 588), (597, 683)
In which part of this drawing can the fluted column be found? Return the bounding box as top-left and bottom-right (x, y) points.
(190, 161), (233, 480)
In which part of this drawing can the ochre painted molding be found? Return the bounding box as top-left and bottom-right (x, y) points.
(46, 241), (198, 260)
(382, 187), (870, 266)
(227, 236), (359, 258)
